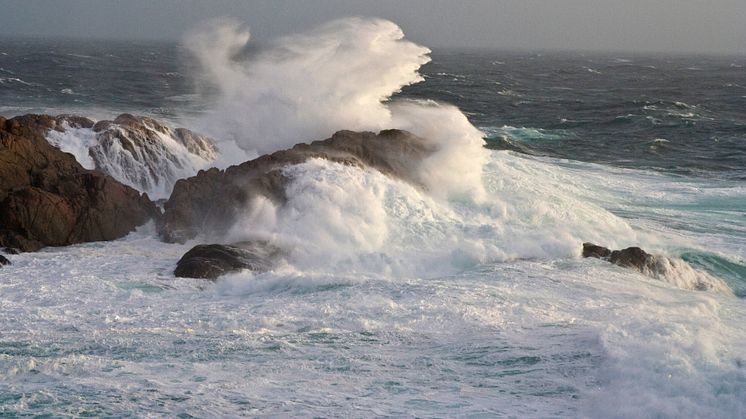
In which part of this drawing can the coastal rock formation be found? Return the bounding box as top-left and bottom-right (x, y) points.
(47, 113), (218, 199)
(174, 241), (280, 280)
(581, 242), (612, 259)
(581, 242), (728, 292)
(0, 114), (158, 252)
(582, 242), (654, 273)
(160, 129), (433, 243)
(608, 246), (652, 271)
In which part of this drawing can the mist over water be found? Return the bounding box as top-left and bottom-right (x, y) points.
(185, 18), (488, 201)
(186, 17), (430, 155)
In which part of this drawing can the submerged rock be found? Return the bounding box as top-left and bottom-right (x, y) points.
(581, 242), (612, 259)
(609, 247), (652, 271)
(581, 242), (729, 292)
(174, 241), (279, 280)
(582, 242), (654, 273)
(0, 254), (9, 266)
(0, 114), (158, 252)
(160, 129), (434, 243)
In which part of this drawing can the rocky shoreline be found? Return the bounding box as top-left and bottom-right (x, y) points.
(0, 113), (433, 279)
(0, 114), (157, 252)
(0, 113), (722, 288)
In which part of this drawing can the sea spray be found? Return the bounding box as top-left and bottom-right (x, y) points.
(185, 17), (488, 201)
(46, 117), (218, 200)
(185, 17), (430, 155)
(186, 18), (731, 291)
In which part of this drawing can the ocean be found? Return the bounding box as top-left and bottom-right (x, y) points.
(1, 20), (745, 417)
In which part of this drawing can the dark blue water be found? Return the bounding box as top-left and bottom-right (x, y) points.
(404, 51), (746, 180)
(1, 38), (745, 178)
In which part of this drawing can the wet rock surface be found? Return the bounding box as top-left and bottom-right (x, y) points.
(160, 129), (434, 243)
(583, 242), (653, 272)
(581, 242), (727, 292)
(0, 114), (158, 252)
(174, 241), (280, 280)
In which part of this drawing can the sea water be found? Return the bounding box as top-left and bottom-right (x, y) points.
(1, 18), (745, 417)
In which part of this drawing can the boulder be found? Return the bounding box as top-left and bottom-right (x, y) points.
(0, 254), (9, 266)
(174, 241), (279, 280)
(582, 242), (653, 272)
(581, 242), (729, 292)
(609, 247), (652, 271)
(0, 114), (158, 252)
(582, 242), (611, 258)
(160, 129), (434, 242)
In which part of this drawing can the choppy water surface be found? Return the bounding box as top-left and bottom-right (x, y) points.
(1, 31), (745, 417)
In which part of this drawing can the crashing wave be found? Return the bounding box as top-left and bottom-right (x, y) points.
(47, 114), (218, 199)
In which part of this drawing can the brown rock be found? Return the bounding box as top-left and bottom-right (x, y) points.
(174, 241), (279, 280)
(582, 242), (611, 258)
(0, 114), (158, 252)
(582, 243), (656, 273)
(88, 113), (218, 196)
(160, 129), (433, 243)
(609, 247), (653, 272)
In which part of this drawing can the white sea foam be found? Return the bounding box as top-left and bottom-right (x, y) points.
(185, 17), (488, 201)
(1, 177), (744, 417)
(46, 124), (99, 169)
(46, 120), (217, 199)
(0, 77), (32, 86)
(90, 121), (217, 200)
(185, 17), (429, 156)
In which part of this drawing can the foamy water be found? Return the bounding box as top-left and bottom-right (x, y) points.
(1, 152), (745, 417)
(2, 17), (746, 417)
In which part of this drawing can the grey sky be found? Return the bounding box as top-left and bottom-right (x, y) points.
(0, 0), (744, 54)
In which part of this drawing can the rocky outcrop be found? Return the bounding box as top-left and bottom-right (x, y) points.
(0, 114), (158, 252)
(581, 242), (729, 292)
(582, 242), (655, 273)
(160, 129), (433, 243)
(583, 242), (655, 272)
(609, 247), (652, 271)
(581, 242), (612, 259)
(51, 113), (218, 199)
(174, 241), (280, 280)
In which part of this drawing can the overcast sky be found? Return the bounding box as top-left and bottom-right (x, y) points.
(0, 0), (744, 54)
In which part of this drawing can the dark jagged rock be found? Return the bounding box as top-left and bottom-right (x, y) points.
(160, 129), (434, 243)
(609, 247), (652, 271)
(0, 114), (158, 252)
(582, 242), (611, 258)
(581, 242), (729, 292)
(174, 241), (279, 280)
(582, 242), (653, 272)
(56, 114), (95, 129)
(0, 254), (9, 266)
(91, 114), (217, 161)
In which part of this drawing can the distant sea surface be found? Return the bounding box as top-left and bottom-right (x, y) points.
(2, 38), (745, 178)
